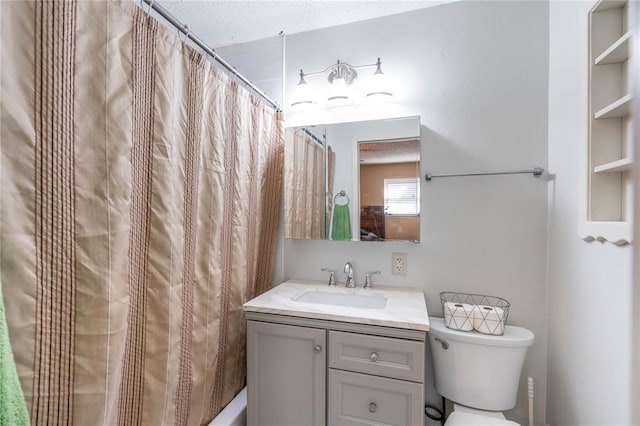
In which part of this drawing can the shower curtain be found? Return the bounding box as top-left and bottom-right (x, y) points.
(283, 129), (325, 239)
(326, 148), (336, 239)
(0, 1), (283, 425)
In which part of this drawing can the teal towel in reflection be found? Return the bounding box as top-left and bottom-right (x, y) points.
(331, 204), (351, 241)
(0, 280), (30, 426)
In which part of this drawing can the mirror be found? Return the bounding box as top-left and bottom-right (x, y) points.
(284, 116), (421, 242)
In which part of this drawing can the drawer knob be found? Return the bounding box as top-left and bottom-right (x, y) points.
(313, 345), (322, 354)
(369, 352), (378, 362)
(369, 402), (377, 413)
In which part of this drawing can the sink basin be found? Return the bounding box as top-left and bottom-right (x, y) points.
(292, 290), (388, 309)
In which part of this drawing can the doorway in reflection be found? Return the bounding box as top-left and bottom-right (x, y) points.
(359, 139), (420, 242)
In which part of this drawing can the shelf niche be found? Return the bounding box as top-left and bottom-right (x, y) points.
(584, 0), (633, 245)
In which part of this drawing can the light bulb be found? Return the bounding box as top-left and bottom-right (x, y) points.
(290, 70), (316, 109)
(327, 77), (351, 107)
(366, 58), (393, 102)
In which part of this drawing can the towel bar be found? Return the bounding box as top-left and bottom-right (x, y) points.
(425, 167), (544, 181)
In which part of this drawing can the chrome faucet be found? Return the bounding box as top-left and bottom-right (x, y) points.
(344, 262), (355, 288)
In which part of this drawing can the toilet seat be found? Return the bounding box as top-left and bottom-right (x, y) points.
(445, 404), (520, 426)
(445, 411), (519, 425)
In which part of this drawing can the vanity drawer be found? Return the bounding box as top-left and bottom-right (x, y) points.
(329, 331), (424, 382)
(328, 369), (423, 426)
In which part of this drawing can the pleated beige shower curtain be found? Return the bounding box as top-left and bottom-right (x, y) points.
(0, 1), (283, 425)
(283, 129), (325, 239)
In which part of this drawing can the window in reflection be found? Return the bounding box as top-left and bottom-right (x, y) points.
(384, 177), (420, 215)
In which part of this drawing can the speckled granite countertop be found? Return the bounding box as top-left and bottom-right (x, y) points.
(243, 279), (429, 331)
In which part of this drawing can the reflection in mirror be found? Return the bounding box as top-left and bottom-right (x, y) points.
(283, 116), (421, 242)
(359, 139), (420, 242)
(283, 127), (328, 239)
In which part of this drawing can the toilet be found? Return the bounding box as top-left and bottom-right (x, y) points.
(428, 316), (535, 425)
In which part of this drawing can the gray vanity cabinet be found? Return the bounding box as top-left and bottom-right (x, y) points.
(247, 320), (326, 426)
(246, 313), (426, 426)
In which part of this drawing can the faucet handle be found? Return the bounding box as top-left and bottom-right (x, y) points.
(363, 271), (381, 289)
(320, 268), (337, 286)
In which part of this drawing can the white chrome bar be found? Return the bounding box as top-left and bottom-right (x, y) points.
(425, 167), (544, 181)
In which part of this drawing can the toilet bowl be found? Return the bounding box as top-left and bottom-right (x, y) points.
(428, 316), (534, 426)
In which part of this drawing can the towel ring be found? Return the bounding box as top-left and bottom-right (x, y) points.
(334, 190), (350, 204)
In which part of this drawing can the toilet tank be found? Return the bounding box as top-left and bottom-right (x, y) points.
(428, 317), (534, 411)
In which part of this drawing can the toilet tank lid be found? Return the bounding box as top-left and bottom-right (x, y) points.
(428, 317), (534, 348)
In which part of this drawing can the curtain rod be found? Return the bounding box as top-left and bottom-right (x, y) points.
(140, 0), (282, 112)
(301, 128), (325, 147)
(425, 167), (544, 181)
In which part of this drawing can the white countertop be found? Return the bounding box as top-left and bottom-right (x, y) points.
(243, 279), (429, 332)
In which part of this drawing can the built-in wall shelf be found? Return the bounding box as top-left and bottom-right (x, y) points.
(594, 94), (632, 119)
(583, 0), (634, 245)
(593, 157), (633, 173)
(595, 31), (631, 64)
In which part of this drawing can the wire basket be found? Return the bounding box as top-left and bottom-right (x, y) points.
(440, 292), (511, 336)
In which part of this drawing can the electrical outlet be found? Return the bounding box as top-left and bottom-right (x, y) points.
(392, 252), (407, 275)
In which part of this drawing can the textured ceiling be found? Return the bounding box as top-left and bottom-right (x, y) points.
(360, 139), (420, 164)
(156, 1), (453, 48)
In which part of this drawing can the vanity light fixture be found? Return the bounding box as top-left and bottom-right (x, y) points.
(290, 58), (393, 108)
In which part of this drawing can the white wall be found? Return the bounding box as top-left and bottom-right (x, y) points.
(216, 36), (284, 107)
(284, 2), (549, 424)
(546, 2), (634, 425)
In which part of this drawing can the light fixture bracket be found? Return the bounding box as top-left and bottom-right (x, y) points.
(327, 61), (358, 85)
